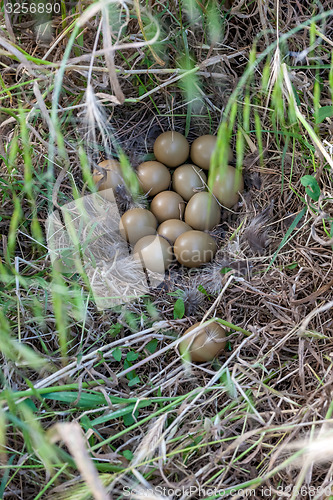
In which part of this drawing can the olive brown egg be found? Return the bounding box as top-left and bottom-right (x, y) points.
(137, 161), (171, 196)
(172, 164), (207, 201)
(179, 321), (226, 362)
(150, 191), (186, 223)
(133, 235), (173, 273)
(157, 219), (192, 244)
(154, 131), (190, 168)
(173, 230), (217, 268)
(191, 135), (233, 170)
(184, 192), (220, 231)
(119, 208), (157, 245)
(211, 165), (244, 208)
(92, 159), (125, 197)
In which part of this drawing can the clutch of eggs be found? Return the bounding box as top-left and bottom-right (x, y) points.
(92, 131), (244, 271)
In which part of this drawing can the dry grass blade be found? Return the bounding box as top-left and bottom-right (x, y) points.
(286, 429), (333, 466)
(0, 35), (37, 76)
(298, 300), (333, 335)
(3, 0), (15, 41)
(49, 423), (110, 500)
(263, 0), (280, 115)
(133, 0), (165, 67)
(131, 414), (167, 469)
(32, 81), (54, 130)
(101, 5), (125, 105)
(282, 63), (333, 170)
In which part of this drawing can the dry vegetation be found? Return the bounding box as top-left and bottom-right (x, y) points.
(1, 0), (333, 499)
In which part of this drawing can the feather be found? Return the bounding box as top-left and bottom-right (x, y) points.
(244, 202), (274, 254)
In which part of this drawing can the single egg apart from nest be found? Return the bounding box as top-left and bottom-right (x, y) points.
(119, 208), (157, 246)
(157, 219), (192, 244)
(211, 165), (244, 208)
(153, 131), (190, 168)
(191, 135), (233, 170)
(173, 230), (217, 268)
(172, 164), (207, 201)
(150, 191), (186, 223)
(137, 161), (171, 196)
(179, 321), (227, 362)
(185, 192), (221, 231)
(92, 159), (125, 201)
(133, 235), (173, 273)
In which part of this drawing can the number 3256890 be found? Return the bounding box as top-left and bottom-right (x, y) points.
(5, 2), (61, 14)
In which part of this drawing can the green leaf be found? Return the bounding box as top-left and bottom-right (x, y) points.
(197, 284), (211, 298)
(108, 323), (122, 337)
(17, 399), (38, 412)
(80, 415), (92, 431)
(0, 311), (45, 369)
(124, 359), (136, 380)
(42, 391), (107, 408)
(286, 262), (298, 270)
(221, 267), (232, 274)
(126, 351), (139, 362)
(123, 409), (139, 427)
(146, 338), (158, 354)
(0, 455), (15, 498)
(174, 298), (185, 319)
(128, 376), (141, 387)
(90, 401), (151, 426)
(112, 347), (122, 362)
(123, 450), (133, 460)
(300, 175), (320, 201)
(41, 390), (145, 409)
(315, 105), (333, 124)
(291, 81), (301, 106)
(91, 405), (135, 426)
(219, 367), (237, 398)
(268, 207), (306, 270)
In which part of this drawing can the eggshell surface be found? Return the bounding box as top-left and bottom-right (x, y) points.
(211, 165), (244, 208)
(150, 191), (185, 223)
(173, 230), (217, 268)
(179, 321), (226, 362)
(157, 219), (192, 244)
(119, 208), (157, 245)
(137, 161), (171, 196)
(154, 131), (190, 167)
(191, 135), (233, 170)
(93, 159), (125, 191)
(172, 164), (207, 201)
(133, 235), (173, 273)
(191, 135), (218, 170)
(184, 192), (220, 231)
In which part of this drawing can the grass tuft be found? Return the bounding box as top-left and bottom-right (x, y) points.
(2, 0), (333, 498)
